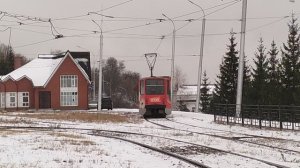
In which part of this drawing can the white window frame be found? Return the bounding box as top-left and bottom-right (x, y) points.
(60, 75), (78, 106)
(18, 92), (29, 107)
(6, 92), (16, 108)
(0, 92), (5, 108)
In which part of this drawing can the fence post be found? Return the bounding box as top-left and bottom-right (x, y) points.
(213, 104), (216, 122)
(241, 104), (244, 126)
(258, 104), (262, 129)
(292, 106), (295, 130)
(279, 105), (282, 130)
(269, 107), (271, 128)
(226, 103), (229, 125)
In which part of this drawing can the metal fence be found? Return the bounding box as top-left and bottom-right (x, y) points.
(212, 104), (300, 131)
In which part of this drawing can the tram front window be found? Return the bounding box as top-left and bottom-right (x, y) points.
(146, 79), (164, 95)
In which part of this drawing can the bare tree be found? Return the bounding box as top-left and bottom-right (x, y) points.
(174, 66), (187, 110)
(50, 49), (64, 54)
(174, 66), (187, 92)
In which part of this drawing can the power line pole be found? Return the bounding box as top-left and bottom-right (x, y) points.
(162, 14), (176, 110)
(188, 0), (206, 113)
(92, 20), (103, 111)
(236, 0), (247, 117)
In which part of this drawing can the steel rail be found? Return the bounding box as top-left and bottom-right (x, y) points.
(0, 125), (289, 168)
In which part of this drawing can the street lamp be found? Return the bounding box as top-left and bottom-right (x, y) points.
(188, 0), (206, 113)
(92, 20), (103, 111)
(162, 13), (176, 110)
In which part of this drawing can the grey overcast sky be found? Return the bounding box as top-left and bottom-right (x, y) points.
(0, 0), (298, 83)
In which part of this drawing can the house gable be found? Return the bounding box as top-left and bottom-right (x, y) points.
(3, 77), (17, 92)
(43, 52), (90, 87)
(1, 51), (91, 111)
(16, 76), (34, 92)
(42, 53), (90, 110)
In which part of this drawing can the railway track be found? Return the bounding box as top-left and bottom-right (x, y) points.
(145, 118), (300, 159)
(190, 117), (300, 143)
(0, 125), (289, 168)
(166, 118), (300, 154)
(90, 131), (210, 168)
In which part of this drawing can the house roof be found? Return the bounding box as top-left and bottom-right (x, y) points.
(1, 51), (90, 87)
(1, 56), (63, 87)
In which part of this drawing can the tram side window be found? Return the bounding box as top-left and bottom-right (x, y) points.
(146, 79), (164, 95)
(140, 80), (145, 95)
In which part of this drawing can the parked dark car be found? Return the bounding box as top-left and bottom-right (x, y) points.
(101, 97), (113, 110)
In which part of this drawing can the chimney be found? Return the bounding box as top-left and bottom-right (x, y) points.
(14, 56), (25, 70)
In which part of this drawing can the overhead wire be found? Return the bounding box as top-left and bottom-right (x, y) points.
(49, 20), (63, 38)
(10, 27), (52, 35)
(154, 36), (165, 52)
(0, 0), (297, 51)
(0, 27), (10, 32)
(246, 16), (290, 33)
(0, 0), (295, 39)
(52, 0), (134, 21)
(151, 0), (242, 57)
(162, 0), (241, 38)
(95, 0), (134, 13)
(151, 0), (242, 53)
(103, 20), (162, 33)
(173, 0), (241, 20)
(106, 32), (162, 38)
(14, 38), (56, 48)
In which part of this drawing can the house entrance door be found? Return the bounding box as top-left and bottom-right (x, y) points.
(39, 91), (51, 109)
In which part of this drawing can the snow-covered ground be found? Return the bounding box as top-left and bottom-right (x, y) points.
(0, 109), (299, 168)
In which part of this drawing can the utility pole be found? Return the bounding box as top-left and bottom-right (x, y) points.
(162, 14), (176, 110)
(92, 20), (103, 111)
(188, 0), (206, 113)
(236, 0), (247, 117)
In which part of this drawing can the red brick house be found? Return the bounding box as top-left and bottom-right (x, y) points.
(0, 51), (91, 111)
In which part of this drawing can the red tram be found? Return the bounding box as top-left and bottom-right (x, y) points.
(138, 76), (171, 117)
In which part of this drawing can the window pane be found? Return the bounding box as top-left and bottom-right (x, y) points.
(146, 79), (164, 86)
(23, 97), (29, 102)
(60, 91), (78, 106)
(146, 86), (164, 95)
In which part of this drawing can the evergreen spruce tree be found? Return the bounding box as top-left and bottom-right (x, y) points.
(242, 56), (252, 104)
(0, 56), (7, 75)
(6, 46), (15, 73)
(0, 44), (14, 75)
(267, 40), (281, 105)
(251, 38), (269, 105)
(281, 16), (300, 105)
(213, 32), (239, 104)
(200, 71), (211, 113)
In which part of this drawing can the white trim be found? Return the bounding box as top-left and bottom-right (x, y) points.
(1, 75), (16, 82)
(6, 92), (16, 108)
(43, 52), (90, 87)
(0, 92), (5, 108)
(15, 75), (33, 83)
(60, 91), (78, 106)
(18, 92), (29, 107)
(60, 75), (78, 107)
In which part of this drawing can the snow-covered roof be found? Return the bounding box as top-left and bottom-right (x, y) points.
(1, 56), (63, 87)
(177, 85), (215, 95)
(1, 51), (90, 87)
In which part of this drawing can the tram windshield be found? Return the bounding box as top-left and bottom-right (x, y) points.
(145, 79), (164, 95)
